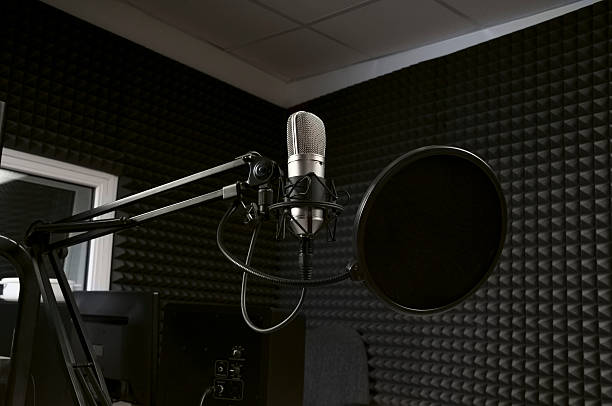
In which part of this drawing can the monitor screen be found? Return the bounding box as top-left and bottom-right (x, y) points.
(74, 291), (159, 405)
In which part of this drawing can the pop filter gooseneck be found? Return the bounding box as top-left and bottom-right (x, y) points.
(353, 146), (507, 314)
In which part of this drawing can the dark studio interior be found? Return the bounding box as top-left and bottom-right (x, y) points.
(0, 0), (610, 405)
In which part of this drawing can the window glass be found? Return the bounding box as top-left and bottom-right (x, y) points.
(0, 168), (93, 289)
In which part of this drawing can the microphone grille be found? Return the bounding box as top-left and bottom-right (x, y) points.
(287, 111), (326, 157)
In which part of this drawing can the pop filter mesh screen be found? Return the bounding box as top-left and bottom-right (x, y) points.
(358, 152), (504, 312)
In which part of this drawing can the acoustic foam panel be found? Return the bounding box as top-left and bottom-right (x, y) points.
(0, 0), (286, 306)
(280, 2), (612, 404)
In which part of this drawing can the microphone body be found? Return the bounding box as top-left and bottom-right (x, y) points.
(286, 112), (327, 237)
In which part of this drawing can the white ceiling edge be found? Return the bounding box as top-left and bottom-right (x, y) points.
(42, 0), (599, 108)
(286, 0), (600, 105)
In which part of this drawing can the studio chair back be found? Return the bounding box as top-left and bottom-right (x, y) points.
(303, 325), (370, 406)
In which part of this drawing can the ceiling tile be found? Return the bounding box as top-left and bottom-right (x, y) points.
(443, 0), (581, 27)
(124, 0), (298, 49)
(313, 0), (477, 57)
(232, 28), (366, 81)
(257, 0), (371, 24)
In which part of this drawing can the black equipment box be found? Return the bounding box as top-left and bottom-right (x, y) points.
(157, 303), (305, 406)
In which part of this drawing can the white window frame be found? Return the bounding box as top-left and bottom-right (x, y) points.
(1, 148), (118, 291)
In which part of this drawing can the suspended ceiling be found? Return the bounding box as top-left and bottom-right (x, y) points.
(42, 0), (598, 107)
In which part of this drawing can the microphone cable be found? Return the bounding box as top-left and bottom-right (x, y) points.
(239, 219), (306, 334)
(198, 385), (213, 406)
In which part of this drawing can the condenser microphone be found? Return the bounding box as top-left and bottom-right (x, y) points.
(286, 111), (327, 237)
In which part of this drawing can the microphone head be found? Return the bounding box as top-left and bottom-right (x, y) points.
(287, 111), (326, 157)
(285, 111), (327, 237)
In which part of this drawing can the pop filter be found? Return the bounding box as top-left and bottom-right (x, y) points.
(353, 146), (507, 314)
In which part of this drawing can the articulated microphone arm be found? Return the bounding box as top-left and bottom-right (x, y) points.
(1, 150), (355, 405)
(2, 151), (281, 406)
(25, 151), (275, 251)
(25, 149), (352, 288)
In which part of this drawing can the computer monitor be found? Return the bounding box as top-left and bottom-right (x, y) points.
(0, 292), (122, 406)
(73, 290), (160, 405)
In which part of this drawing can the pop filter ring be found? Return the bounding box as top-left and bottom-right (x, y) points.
(353, 145), (507, 315)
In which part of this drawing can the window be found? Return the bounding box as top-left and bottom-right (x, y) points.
(0, 148), (118, 290)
